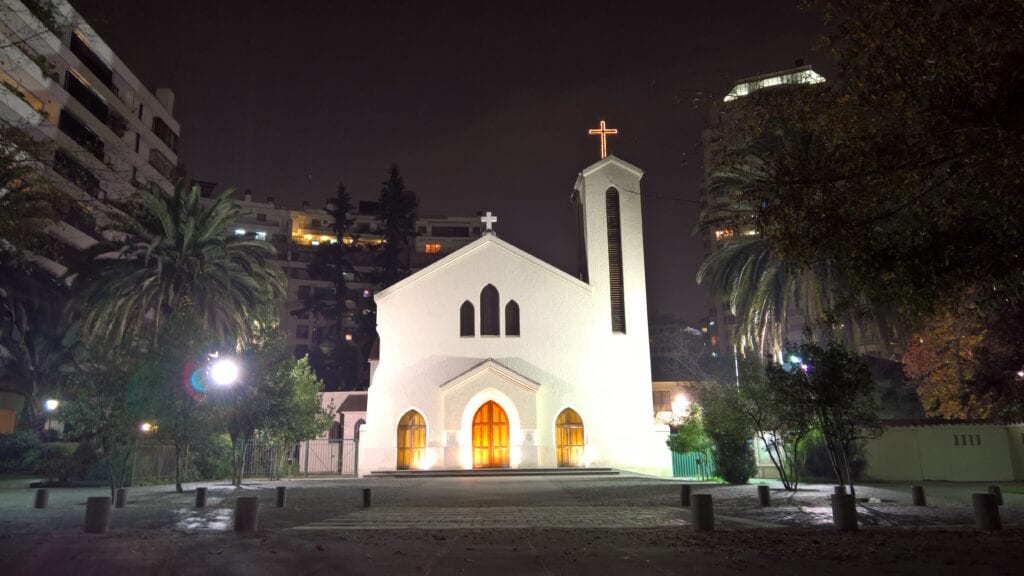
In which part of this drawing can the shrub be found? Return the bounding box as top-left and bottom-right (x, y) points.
(0, 430), (43, 472)
(709, 431), (756, 484)
(801, 434), (867, 481)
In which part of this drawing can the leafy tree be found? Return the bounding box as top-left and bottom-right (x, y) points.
(60, 345), (151, 498)
(750, 0), (1024, 319)
(218, 318), (333, 485)
(0, 122), (68, 261)
(73, 182), (285, 348)
(698, 381), (757, 484)
(135, 309), (220, 492)
(665, 406), (712, 455)
(375, 165), (418, 288)
(780, 338), (881, 495)
(296, 183), (359, 389)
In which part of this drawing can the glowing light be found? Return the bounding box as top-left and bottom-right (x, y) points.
(587, 120), (618, 159)
(1017, 370), (1024, 378)
(210, 358), (240, 386)
(255, 231), (267, 241)
(44, 399), (59, 411)
(417, 450), (437, 470)
(140, 422), (158, 433)
(344, 333), (353, 342)
(671, 394), (691, 419)
(311, 240), (320, 246)
(788, 354), (802, 365)
(723, 68), (825, 102)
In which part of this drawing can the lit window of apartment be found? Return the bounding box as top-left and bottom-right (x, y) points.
(424, 242), (441, 254)
(714, 228), (734, 241)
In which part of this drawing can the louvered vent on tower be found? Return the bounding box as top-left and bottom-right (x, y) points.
(606, 188), (626, 333)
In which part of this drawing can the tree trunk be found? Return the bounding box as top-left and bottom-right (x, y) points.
(174, 440), (184, 493)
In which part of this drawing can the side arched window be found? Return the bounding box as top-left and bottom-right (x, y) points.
(505, 300), (520, 336)
(460, 301), (475, 337)
(480, 284), (499, 336)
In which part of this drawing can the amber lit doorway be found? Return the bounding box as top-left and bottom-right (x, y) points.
(397, 410), (426, 470)
(472, 401), (510, 468)
(556, 408), (584, 467)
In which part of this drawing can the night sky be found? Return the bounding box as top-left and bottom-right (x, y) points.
(73, 0), (824, 323)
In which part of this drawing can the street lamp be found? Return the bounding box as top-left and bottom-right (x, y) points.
(210, 358), (240, 387)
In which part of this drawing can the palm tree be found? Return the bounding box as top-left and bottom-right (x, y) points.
(73, 183), (285, 348)
(697, 123), (897, 358)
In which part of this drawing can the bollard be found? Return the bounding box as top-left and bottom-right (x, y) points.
(757, 485), (771, 507)
(276, 486), (287, 508)
(830, 494), (858, 531)
(363, 488), (372, 508)
(833, 485), (847, 495)
(234, 496), (260, 532)
(84, 496), (111, 534)
(972, 493), (1001, 530)
(195, 487), (208, 508)
(680, 484), (692, 507)
(911, 485), (927, 506)
(691, 494), (714, 532)
(34, 488), (49, 509)
(114, 488), (127, 509)
(988, 485), (1003, 506)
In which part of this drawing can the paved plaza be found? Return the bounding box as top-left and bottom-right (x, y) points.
(0, 473), (1021, 575)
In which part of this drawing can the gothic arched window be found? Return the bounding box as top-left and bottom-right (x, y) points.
(505, 300), (520, 336)
(480, 284), (499, 336)
(460, 300), (475, 337)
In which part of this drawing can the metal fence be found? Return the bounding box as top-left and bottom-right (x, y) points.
(671, 450), (716, 480)
(130, 439), (358, 484)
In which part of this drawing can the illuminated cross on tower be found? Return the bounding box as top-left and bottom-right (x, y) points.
(588, 120), (618, 159)
(481, 211), (498, 233)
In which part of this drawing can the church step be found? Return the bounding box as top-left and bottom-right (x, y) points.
(368, 467), (619, 478)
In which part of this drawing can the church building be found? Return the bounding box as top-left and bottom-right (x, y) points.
(359, 155), (668, 474)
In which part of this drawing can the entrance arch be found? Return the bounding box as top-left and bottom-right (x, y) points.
(396, 410), (426, 470)
(472, 401), (510, 468)
(556, 408), (584, 467)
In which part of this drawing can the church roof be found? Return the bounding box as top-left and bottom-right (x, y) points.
(578, 154), (644, 179)
(338, 394), (368, 412)
(438, 358), (542, 392)
(374, 233), (590, 302)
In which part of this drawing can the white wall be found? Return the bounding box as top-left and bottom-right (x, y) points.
(864, 424), (1021, 482)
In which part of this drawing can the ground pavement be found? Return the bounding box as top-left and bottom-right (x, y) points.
(0, 473), (1021, 575)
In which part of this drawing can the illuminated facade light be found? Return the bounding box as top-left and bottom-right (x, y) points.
(714, 229), (734, 241)
(255, 231), (267, 241)
(44, 399), (59, 411)
(723, 68), (825, 102)
(234, 228), (246, 236)
(344, 333), (353, 342)
(424, 242), (441, 254)
(311, 240), (320, 246)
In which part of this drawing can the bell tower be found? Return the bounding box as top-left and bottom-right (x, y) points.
(573, 155), (650, 339)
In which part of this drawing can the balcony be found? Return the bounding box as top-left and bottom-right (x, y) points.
(53, 149), (102, 198)
(69, 32), (112, 89)
(63, 71), (108, 124)
(58, 109), (104, 160)
(152, 116), (178, 153)
(148, 147), (175, 181)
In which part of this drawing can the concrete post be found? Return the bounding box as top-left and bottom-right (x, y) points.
(833, 485), (847, 495)
(972, 493), (1001, 530)
(988, 485), (1003, 505)
(114, 488), (127, 508)
(84, 496), (111, 534)
(680, 484), (691, 507)
(911, 485), (926, 506)
(276, 486), (287, 508)
(34, 488), (49, 509)
(757, 485), (771, 507)
(195, 487), (208, 508)
(363, 488), (372, 508)
(234, 496), (260, 532)
(691, 494), (714, 532)
(830, 494), (858, 531)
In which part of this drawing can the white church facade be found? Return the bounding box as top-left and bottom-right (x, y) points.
(359, 155), (670, 475)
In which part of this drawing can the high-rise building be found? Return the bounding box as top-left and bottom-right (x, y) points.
(699, 62), (825, 357)
(1, 0), (180, 260)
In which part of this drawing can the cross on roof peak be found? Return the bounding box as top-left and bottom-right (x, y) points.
(588, 120), (618, 160)
(481, 211), (498, 233)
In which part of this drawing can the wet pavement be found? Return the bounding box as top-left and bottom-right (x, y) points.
(1, 474), (1022, 574)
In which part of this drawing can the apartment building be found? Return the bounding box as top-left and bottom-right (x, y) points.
(0, 0), (179, 261)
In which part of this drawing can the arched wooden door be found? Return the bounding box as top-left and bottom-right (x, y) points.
(472, 401), (510, 468)
(396, 410), (426, 470)
(556, 408), (585, 467)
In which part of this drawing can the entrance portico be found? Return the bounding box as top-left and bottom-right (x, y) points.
(440, 359), (539, 469)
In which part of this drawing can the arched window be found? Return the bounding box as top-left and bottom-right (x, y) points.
(606, 188), (626, 333)
(480, 284), (499, 336)
(460, 301), (475, 337)
(505, 300), (520, 336)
